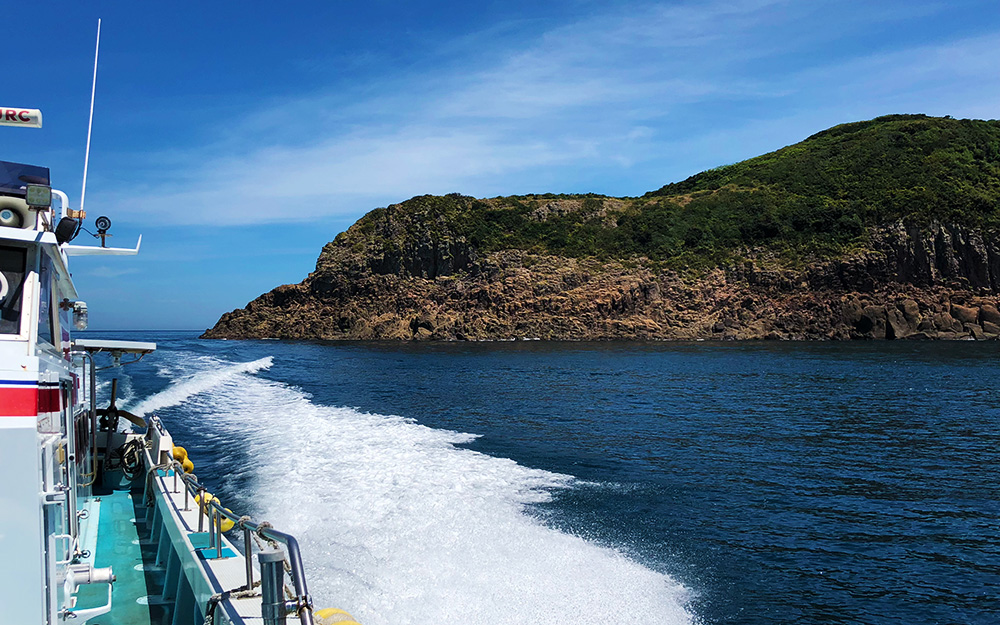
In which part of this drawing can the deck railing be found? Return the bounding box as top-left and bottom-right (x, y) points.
(147, 416), (314, 625)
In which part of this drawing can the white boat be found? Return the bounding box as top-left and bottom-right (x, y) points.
(0, 110), (358, 625)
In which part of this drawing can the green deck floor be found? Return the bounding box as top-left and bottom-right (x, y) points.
(74, 488), (169, 625)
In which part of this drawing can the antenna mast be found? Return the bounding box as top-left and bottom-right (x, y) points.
(80, 18), (101, 214)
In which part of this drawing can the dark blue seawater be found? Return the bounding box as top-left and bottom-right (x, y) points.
(86, 331), (1000, 625)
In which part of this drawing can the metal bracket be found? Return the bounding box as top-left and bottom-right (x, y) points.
(285, 594), (313, 616)
(43, 488), (68, 505)
(62, 583), (111, 622)
(62, 564), (114, 622)
(53, 534), (74, 565)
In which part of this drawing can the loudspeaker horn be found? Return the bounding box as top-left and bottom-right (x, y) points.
(0, 196), (33, 230)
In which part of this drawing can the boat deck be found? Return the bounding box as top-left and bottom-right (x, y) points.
(73, 487), (168, 625)
(70, 454), (310, 625)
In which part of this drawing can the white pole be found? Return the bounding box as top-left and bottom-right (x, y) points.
(80, 18), (101, 214)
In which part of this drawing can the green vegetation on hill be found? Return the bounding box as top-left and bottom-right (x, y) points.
(647, 114), (1000, 247)
(348, 115), (1000, 268)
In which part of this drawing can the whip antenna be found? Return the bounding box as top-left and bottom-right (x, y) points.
(80, 18), (101, 214)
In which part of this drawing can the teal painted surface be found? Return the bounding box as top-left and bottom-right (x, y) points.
(189, 532), (237, 559)
(196, 547), (237, 560)
(75, 488), (169, 625)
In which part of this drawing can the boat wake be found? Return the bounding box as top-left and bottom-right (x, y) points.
(132, 354), (694, 625)
(127, 356), (273, 416)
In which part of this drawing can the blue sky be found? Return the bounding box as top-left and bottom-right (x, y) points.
(5, 0), (1000, 330)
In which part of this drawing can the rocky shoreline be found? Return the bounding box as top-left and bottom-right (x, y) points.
(202, 115), (1000, 342)
(202, 217), (1000, 342)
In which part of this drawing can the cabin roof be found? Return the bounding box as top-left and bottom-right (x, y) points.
(0, 160), (50, 197)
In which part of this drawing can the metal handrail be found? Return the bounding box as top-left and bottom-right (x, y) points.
(73, 349), (99, 487)
(159, 456), (314, 625)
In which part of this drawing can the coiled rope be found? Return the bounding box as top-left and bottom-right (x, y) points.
(105, 437), (145, 480)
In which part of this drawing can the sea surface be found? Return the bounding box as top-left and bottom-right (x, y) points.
(85, 331), (1000, 625)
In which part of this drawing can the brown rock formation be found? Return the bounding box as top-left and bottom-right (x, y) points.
(203, 213), (1000, 341)
(203, 114), (1000, 341)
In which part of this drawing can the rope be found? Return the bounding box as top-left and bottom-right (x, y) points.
(142, 461), (175, 507)
(146, 461), (172, 474)
(246, 520), (296, 600)
(203, 581), (263, 625)
(105, 438), (145, 480)
(253, 521), (278, 548)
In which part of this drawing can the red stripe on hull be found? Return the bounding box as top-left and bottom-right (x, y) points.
(38, 388), (60, 413)
(0, 388), (38, 416)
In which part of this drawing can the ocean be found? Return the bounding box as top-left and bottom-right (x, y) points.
(89, 331), (1000, 624)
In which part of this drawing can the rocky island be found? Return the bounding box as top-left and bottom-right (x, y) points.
(203, 114), (1000, 341)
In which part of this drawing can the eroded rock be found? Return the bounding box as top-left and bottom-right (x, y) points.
(203, 215), (1000, 342)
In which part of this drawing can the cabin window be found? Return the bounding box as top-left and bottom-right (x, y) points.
(0, 245), (26, 334)
(52, 276), (65, 351)
(37, 255), (53, 345)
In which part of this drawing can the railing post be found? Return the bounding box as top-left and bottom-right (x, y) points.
(197, 487), (206, 532)
(260, 549), (287, 625)
(243, 527), (254, 590)
(143, 470), (153, 511)
(215, 509), (224, 560)
(208, 505), (216, 549)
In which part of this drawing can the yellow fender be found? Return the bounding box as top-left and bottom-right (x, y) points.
(194, 493), (234, 531)
(194, 492), (217, 513)
(172, 446), (188, 462)
(182, 458), (194, 474)
(314, 607), (362, 625)
(220, 508), (235, 532)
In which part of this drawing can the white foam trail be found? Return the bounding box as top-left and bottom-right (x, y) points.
(127, 356), (273, 416)
(95, 376), (134, 409)
(95, 379), (110, 397)
(162, 361), (694, 625)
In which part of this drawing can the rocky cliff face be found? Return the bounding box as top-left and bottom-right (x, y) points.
(204, 114), (1000, 341)
(202, 209), (1000, 341)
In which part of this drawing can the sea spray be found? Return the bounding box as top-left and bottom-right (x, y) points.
(127, 356), (273, 416)
(132, 354), (694, 625)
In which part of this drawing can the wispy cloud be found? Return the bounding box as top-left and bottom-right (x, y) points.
(86, 266), (142, 279)
(103, 0), (1000, 226)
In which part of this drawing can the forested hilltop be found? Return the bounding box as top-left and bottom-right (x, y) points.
(204, 115), (1000, 341)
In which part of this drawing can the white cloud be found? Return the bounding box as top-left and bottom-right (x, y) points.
(102, 0), (1000, 226)
(85, 266), (141, 279)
